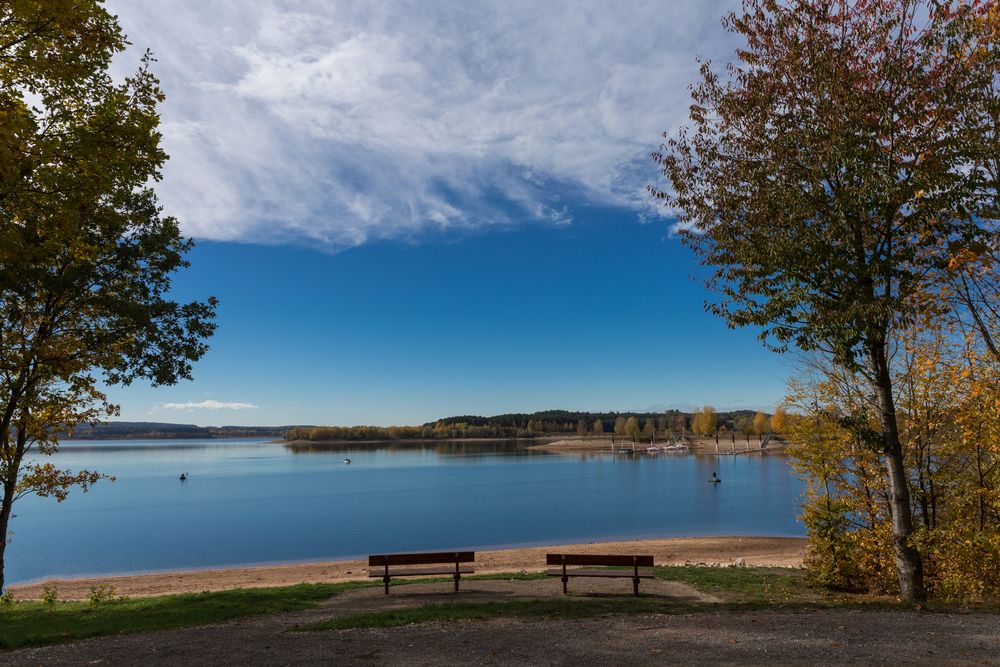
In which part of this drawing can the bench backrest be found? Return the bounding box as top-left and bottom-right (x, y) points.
(546, 554), (654, 567)
(369, 551), (475, 567)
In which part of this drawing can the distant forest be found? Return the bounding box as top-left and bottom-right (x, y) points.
(65, 422), (301, 440)
(63, 408), (772, 441)
(283, 409), (762, 442)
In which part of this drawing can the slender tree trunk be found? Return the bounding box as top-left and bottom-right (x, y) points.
(869, 340), (926, 602)
(0, 479), (14, 594)
(976, 440), (987, 531)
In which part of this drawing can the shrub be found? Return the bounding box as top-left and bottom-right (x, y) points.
(42, 585), (58, 607)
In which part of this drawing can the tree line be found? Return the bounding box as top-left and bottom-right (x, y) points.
(282, 408), (788, 442)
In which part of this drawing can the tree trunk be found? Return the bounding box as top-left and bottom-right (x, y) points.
(869, 340), (926, 602)
(0, 479), (14, 594)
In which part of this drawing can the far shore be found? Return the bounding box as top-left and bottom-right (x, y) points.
(279, 435), (786, 454)
(531, 436), (788, 454)
(8, 535), (805, 600)
(279, 436), (562, 446)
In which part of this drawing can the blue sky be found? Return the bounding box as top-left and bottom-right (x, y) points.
(102, 0), (790, 425)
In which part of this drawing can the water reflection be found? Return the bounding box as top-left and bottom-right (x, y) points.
(285, 438), (550, 458)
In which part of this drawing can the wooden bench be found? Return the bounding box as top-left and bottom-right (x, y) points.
(368, 551), (475, 595)
(546, 554), (655, 596)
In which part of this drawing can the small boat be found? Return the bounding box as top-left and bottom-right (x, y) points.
(709, 472), (721, 483)
(343, 458), (352, 465)
(646, 446), (660, 453)
(179, 472), (187, 481)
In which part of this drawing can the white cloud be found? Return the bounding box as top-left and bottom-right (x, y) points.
(109, 0), (738, 248)
(160, 400), (259, 411)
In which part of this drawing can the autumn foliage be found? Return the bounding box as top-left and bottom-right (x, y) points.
(655, 0), (997, 601)
(788, 312), (999, 599)
(0, 2), (216, 592)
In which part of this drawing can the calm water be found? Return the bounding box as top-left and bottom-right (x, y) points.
(8, 438), (805, 584)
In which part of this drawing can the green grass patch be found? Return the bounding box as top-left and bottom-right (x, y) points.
(295, 566), (827, 631)
(654, 566), (819, 604)
(0, 581), (375, 651)
(294, 597), (686, 631)
(9, 567), (971, 649)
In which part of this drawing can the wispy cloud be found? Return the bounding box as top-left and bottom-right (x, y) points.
(110, 0), (738, 249)
(159, 400), (259, 411)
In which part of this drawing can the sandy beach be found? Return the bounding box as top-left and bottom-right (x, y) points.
(8, 535), (804, 600)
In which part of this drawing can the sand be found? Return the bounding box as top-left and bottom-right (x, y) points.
(7, 535), (805, 600)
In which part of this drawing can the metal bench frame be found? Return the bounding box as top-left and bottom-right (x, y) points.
(368, 551), (475, 595)
(546, 553), (655, 596)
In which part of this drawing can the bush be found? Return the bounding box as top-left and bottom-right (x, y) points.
(88, 584), (118, 606)
(42, 585), (58, 607)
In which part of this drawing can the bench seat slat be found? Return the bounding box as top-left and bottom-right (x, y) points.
(545, 568), (654, 578)
(545, 554), (654, 567)
(368, 565), (475, 578)
(369, 551), (475, 566)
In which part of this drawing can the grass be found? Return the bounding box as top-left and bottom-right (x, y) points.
(294, 598), (678, 631)
(0, 581), (375, 651)
(654, 565), (820, 604)
(294, 566), (832, 632)
(8, 567), (987, 648)
(0, 572), (547, 651)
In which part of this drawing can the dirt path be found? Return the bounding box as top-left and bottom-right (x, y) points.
(8, 536), (805, 600)
(5, 576), (997, 667)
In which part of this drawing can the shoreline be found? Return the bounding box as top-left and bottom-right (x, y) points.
(7, 535), (806, 600)
(280, 436), (561, 446)
(531, 436), (788, 454)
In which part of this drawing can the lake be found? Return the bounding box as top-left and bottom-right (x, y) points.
(7, 438), (805, 584)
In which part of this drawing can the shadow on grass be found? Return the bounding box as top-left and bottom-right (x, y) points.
(291, 567), (919, 632)
(0, 581), (376, 651)
(5, 567), (989, 649)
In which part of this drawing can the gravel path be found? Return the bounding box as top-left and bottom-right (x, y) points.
(4, 579), (998, 666)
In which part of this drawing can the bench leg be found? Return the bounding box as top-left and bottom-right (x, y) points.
(562, 576), (568, 595)
(454, 572), (460, 592)
(383, 575), (390, 595)
(633, 577), (639, 596)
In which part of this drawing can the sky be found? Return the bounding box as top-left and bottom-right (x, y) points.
(101, 0), (791, 426)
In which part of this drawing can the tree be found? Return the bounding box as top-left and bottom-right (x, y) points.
(753, 412), (770, 438)
(770, 406), (789, 434)
(669, 413), (687, 435)
(652, 0), (994, 602)
(624, 416), (640, 444)
(735, 416), (754, 442)
(787, 315), (999, 598)
(940, 4), (999, 363)
(593, 419), (604, 434)
(0, 3), (217, 593)
(576, 418), (588, 436)
(614, 416), (626, 436)
(691, 405), (717, 436)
